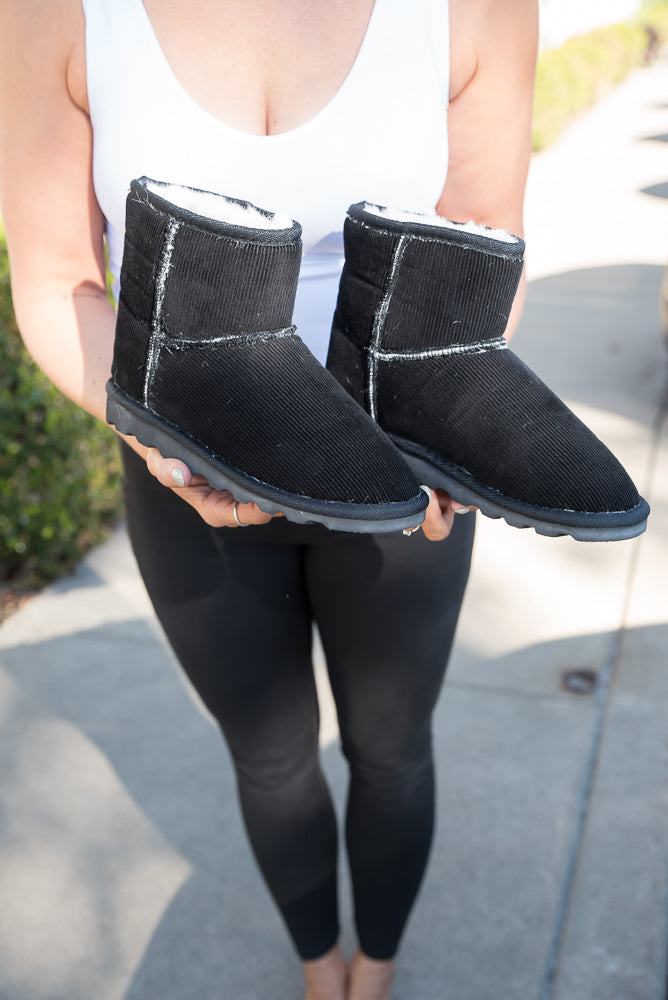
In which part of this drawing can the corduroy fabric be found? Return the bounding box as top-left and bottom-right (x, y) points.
(113, 185), (301, 336)
(336, 215), (523, 354)
(327, 326), (367, 410)
(163, 230), (300, 338)
(110, 201), (167, 394)
(378, 351), (638, 512)
(327, 202), (647, 523)
(151, 333), (419, 503)
(109, 179), (426, 520)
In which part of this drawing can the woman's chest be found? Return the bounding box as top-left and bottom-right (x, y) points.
(141, 0), (377, 136)
(85, 0), (451, 264)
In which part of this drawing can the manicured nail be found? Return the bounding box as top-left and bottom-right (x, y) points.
(454, 506), (471, 515)
(420, 485), (433, 501)
(171, 468), (185, 487)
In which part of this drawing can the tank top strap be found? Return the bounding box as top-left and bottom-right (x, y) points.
(426, 0), (450, 105)
(81, 0), (166, 114)
(350, 0), (450, 108)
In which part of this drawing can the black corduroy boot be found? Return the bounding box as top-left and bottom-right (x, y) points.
(106, 180), (428, 532)
(326, 202), (649, 541)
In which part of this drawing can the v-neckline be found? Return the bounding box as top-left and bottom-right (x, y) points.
(135, 0), (381, 142)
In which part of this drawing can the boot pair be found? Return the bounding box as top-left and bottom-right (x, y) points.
(106, 178), (425, 533)
(107, 179), (649, 540)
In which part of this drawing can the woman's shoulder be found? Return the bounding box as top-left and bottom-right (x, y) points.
(0, 0), (87, 111)
(449, 0), (538, 99)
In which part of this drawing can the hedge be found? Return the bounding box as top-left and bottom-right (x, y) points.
(0, 223), (122, 593)
(533, 6), (668, 150)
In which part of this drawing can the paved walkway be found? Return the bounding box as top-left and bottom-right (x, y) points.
(1, 55), (667, 1000)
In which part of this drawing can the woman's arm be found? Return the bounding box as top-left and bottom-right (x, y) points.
(0, 0), (273, 527)
(420, 0), (537, 540)
(439, 0), (538, 340)
(0, 0), (113, 418)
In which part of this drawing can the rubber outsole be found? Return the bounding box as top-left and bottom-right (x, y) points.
(106, 382), (428, 534)
(397, 447), (648, 542)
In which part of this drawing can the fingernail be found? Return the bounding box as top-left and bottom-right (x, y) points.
(454, 507), (471, 515)
(171, 468), (185, 487)
(420, 485), (433, 501)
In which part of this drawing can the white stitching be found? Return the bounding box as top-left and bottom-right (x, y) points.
(144, 217), (179, 406)
(368, 234), (409, 421)
(372, 336), (508, 362)
(164, 326), (296, 348)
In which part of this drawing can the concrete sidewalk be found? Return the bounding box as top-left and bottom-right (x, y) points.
(1, 56), (668, 1000)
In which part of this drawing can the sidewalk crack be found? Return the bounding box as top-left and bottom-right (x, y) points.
(539, 368), (666, 1000)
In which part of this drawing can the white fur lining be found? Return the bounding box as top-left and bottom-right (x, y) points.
(361, 203), (520, 244)
(144, 179), (294, 230)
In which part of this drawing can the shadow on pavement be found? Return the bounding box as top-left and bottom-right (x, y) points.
(0, 617), (343, 1000)
(640, 180), (668, 199)
(516, 263), (665, 426)
(1, 618), (667, 999)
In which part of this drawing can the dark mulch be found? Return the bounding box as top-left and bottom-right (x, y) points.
(0, 583), (37, 625)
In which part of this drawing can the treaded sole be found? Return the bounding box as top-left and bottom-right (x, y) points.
(399, 449), (648, 542)
(106, 382), (427, 534)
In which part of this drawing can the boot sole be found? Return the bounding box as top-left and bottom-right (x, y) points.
(393, 438), (648, 542)
(106, 382), (427, 534)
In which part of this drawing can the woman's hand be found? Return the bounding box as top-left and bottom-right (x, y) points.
(419, 486), (476, 541)
(146, 452), (473, 536)
(145, 448), (279, 528)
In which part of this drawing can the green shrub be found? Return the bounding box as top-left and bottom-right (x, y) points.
(533, 19), (654, 151)
(0, 223), (122, 590)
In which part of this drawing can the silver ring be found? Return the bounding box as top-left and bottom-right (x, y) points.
(233, 501), (248, 528)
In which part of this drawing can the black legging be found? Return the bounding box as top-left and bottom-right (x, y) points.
(119, 441), (475, 960)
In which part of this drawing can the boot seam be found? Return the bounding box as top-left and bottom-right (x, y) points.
(368, 234), (410, 421)
(144, 216), (180, 409)
(162, 326), (297, 349)
(375, 342), (508, 436)
(374, 336), (508, 362)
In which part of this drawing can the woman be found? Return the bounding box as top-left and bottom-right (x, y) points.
(0, 1), (537, 997)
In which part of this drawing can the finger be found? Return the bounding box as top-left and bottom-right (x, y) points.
(419, 485), (455, 541)
(144, 449), (281, 527)
(227, 498), (276, 527)
(230, 499), (285, 523)
(438, 489), (478, 519)
(175, 485), (276, 528)
(146, 447), (193, 488)
(453, 502), (479, 513)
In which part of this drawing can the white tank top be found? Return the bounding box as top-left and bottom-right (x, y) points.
(83, 0), (450, 363)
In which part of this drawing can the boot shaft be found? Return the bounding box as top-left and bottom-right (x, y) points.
(112, 177), (302, 402)
(335, 203), (525, 355)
